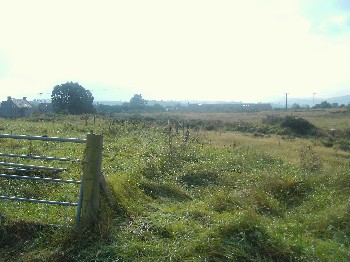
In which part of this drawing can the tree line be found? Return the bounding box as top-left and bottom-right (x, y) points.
(51, 82), (350, 115)
(51, 82), (165, 114)
(291, 101), (348, 110)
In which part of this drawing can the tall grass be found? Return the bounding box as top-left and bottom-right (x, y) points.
(1, 113), (350, 261)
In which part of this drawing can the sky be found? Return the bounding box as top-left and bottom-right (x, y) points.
(0, 0), (350, 103)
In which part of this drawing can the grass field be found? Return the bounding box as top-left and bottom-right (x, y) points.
(1, 109), (350, 261)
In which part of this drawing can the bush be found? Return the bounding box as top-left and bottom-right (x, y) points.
(262, 115), (284, 125)
(280, 116), (317, 135)
(335, 140), (350, 152)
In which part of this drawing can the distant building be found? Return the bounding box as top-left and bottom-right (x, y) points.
(186, 102), (272, 112)
(0, 96), (34, 118)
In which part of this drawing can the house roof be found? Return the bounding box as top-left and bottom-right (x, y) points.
(11, 98), (33, 109)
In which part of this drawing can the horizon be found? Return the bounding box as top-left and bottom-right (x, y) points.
(17, 93), (350, 108)
(1, 1), (350, 103)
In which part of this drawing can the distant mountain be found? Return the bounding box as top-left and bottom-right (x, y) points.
(95, 100), (244, 107)
(326, 95), (350, 105)
(95, 95), (350, 108)
(269, 95), (350, 108)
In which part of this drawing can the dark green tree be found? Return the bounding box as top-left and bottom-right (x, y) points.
(331, 103), (339, 108)
(314, 101), (332, 109)
(291, 103), (301, 109)
(51, 82), (95, 114)
(129, 94), (147, 109)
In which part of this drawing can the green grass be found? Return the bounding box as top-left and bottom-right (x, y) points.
(1, 111), (350, 261)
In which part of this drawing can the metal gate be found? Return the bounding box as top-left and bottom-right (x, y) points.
(0, 133), (103, 227)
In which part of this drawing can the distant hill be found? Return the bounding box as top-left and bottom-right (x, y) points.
(94, 95), (350, 108)
(326, 95), (350, 105)
(94, 100), (244, 107)
(269, 95), (350, 108)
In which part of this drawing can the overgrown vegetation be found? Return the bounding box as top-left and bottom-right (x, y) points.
(1, 110), (350, 261)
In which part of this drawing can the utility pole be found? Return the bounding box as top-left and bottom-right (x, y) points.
(38, 93), (43, 103)
(313, 93), (316, 107)
(285, 93), (289, 109)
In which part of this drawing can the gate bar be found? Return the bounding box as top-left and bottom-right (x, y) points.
(0, 134), (86, 143)
(0, 173), (81, 184)
(0, 195), (78, 206)
(0, 153), (80, 162)
(0, 167), (45, 172)
(0, 162), (66, 172)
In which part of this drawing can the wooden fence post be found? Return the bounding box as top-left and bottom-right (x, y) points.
(80, 132), (103, 227)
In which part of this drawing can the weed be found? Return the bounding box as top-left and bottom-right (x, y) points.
(250, 189), (282, 216)
(211, 192), (243, 214)
(299, 145), (322, 172)
(198, 210), (298, 260)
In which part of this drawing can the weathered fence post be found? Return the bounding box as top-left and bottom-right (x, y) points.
(80, 132), (103, 227)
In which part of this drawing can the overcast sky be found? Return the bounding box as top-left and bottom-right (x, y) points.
(0, 0), (350, 103)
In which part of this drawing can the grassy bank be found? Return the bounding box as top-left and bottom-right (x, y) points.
(1, 110), (350, 261)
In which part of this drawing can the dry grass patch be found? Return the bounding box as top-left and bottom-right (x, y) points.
(197, 131), (305, 165)
(198, 130), (350, 173)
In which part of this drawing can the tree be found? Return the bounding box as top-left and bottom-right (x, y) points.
(291, 103), (301, 109)
(314, 101), (332, 109)
(331, 103), (339, 108)
(51, 82), (95, 114)
(129, 94), (147, 109)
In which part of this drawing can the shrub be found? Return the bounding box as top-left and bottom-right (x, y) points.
(321, 138), (334, 148)
(262, 115), (284, 125)
(344, 128), (350, 139)
(280, 116), (317, 136)
(335, 140), (350, 152)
